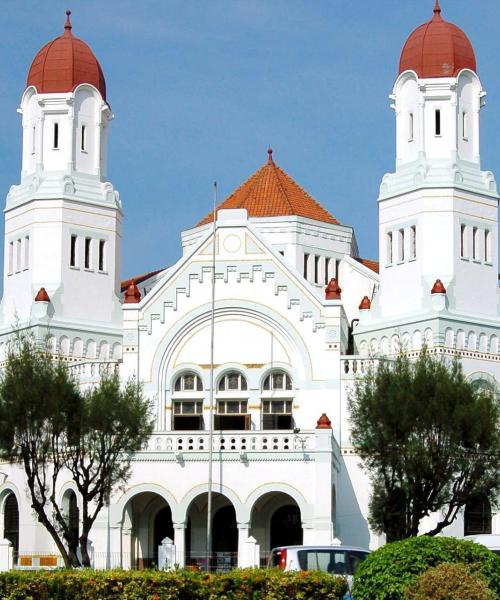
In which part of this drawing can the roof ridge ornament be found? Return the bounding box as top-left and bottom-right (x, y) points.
(267, 147), (274, 164)
(433, 0), (442, 20)
(64, 10), (72, 35)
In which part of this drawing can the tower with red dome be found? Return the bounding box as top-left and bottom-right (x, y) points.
(360, 1), (499, 337)
(1, 12), (122, 350)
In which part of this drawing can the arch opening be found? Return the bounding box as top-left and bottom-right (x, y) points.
(185, 492), (237, 571)
(4, 493), (19, 564)
(250, 492), (302, 564)
(122, 492), (174, 569)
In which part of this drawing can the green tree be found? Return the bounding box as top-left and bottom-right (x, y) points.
(0, 336), (153, 567)
(0, 336), (81, 567)
(349, 349), (500, 541)
(64, 372), (153, 566)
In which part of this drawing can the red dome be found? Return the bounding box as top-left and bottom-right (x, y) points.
(26, 11), (106, 100)
(399, 1), (476, 78)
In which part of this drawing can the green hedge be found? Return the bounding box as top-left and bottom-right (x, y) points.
(0, 568), (348, 599)
(404, 562), (494, 600)
(352, 536), (500, 600)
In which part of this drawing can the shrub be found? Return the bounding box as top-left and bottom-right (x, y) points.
(0, 567), (349, 599)
(404, 562), (494, 600)
(352, 536), (500, 600)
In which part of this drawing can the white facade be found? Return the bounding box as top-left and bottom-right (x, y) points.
(0, 8), (498, 571)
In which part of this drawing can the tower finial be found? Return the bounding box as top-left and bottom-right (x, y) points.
(433, 0), (441, 16)
(64, 10), (72, 34)
(267, 147), (273, 164)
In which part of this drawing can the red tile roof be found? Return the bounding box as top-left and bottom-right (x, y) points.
(120, 268), (164, 293)
(399, 1), (476, 78)
(197, 149), (339, 226)
(355, 258), (379, 274)
(27, 11), (107, 100)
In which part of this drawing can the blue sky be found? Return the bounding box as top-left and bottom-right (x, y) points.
(0, 1), (499, 280)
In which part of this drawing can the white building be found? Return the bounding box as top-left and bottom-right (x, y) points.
(0, 3), (498, 569)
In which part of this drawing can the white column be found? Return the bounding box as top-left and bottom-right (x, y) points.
(173, 523), (186, 567)
(237, 522), (250, 567)
(0, 539), (13, 572)
(121, 527), (132, 570)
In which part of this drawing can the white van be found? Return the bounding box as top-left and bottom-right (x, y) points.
(464, 534), (500, 555)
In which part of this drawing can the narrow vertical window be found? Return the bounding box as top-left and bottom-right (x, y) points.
(461, 224), (466, 258)
(24, 236), (29, 270)
(409, 112), (414, 141)
(387, 232), (393, 265)
(314, 255), (320, 283)
(81, 125), (86, 151)
(435, 109), (441, 136)
(303, 253), (309, 279)
(335, 259), (341, 283)
(53, 122), (59, 149)
(8, 241), (13, 275)
(84, 237), (91, 269)
(485, 230), (491, 263)
(16, 239), (21, 272)
(473, 227), (478, 260)
(98, 240), (105, 272)
(462, 111), (468, 140)
(410, 225), (416, 260)
(399, 229), (405, 262)
(31, 125), (36, 155)
(70, 235), (77, 267)
(324, 257), (331, 285)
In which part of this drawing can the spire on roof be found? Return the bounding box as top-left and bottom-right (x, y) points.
(267, 147), (274, 164)
(433, 0), (442, 20)
(64, 10), (72, 35)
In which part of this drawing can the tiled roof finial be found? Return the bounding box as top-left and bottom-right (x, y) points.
(124, 282), (142, 304)
(64, 10), (72, 35)
(432, 0), (442, 20)
(267, 147), (274, 164)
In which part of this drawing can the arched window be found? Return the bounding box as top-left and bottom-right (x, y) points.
(261, 370), (293, 430)
(4, 493), (19, 563)
(464, 496), (492, 536)
(470, 377), (498, 400)
(172, 372), (204, 431)
(59, 336), (70, 355)
(215, 371), (249, 431)
(218, 371), (247, 392)
(174, 373), (203, 392)
(263, 371), (292, 392)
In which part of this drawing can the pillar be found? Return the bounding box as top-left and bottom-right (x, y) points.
(173, 522), (186, 567)
(237, 522), (251, 568)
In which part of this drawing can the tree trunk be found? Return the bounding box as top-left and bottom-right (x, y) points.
(33, 505), (73, 568)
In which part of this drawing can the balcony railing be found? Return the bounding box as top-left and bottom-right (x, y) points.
(144, 431), (317, 454)
(67, 360), (119, 383)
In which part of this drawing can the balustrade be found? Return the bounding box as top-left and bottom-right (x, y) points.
(145, 431), (315, 453)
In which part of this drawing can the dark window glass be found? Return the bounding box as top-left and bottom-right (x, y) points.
(98, 240), (105, 271)
(70, 235), (77, 267)
(464, 496), (492, 536)
(84, 238), (91, 269)
(435, 109), (441, 136)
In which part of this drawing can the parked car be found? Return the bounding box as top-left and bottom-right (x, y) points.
(464, 534), (500, 555)
(268, 545), (370, 597)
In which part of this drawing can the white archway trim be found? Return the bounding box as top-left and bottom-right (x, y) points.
(0, 483), (22, 515)
(58, 481), (82, 514)
(243, 482), (310, 523)
(179, 483), (244, 524)
(114, 483), (179, 527)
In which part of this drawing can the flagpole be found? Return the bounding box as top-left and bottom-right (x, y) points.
(206, 181), (217, 569)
